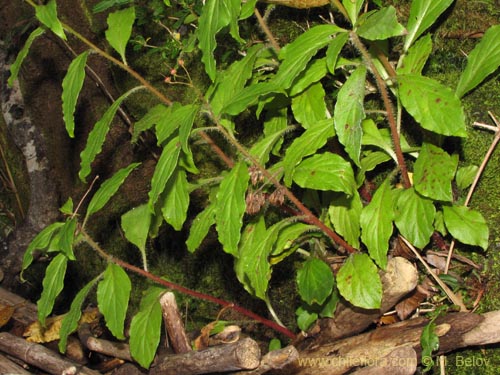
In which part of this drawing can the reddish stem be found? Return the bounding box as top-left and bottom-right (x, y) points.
(112, 257), (296, 339)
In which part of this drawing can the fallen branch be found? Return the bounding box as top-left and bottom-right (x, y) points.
(0, 332), (101, 375)
(149, 337), (261, 375)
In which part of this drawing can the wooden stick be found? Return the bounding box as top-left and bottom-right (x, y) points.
(0, 332), (101, 375)
(78, 322), (133, 362)
(0, 353), (34, 375)
(150, 337), (261, 375)
(230, 345), (299, 375)
(160, 292), (191, 354)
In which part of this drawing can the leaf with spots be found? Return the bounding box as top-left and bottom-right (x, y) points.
(337, 253), (382, 309)
(398, 74), (466, 137)
(334, 65), (366, 166)
(413, 143), (458, 202)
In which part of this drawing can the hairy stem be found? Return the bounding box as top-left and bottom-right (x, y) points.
(350, 32), (411, 188)
(80, 227), (296, 339)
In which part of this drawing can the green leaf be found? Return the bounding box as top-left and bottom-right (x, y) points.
(209, 44), (264, 114)
(361, 119), (397, 162)
(161, 169), (190, 231)
(157, 104), (198, 149)
(215, 162), (249, 256)
(97, 263), (131, 340)
(291, 82), (327, 129)
(250, 126), (290, 166)
(85, 163), (140, 220)
(404, 0), (454, 52)
(394, 188), (436, 249)
(455, 165), (479, 190)
(270, 223), (317, 264)
(293, 153), (356, 196)
(59, 198), (74, 215)
(92, 0), (133, 13)
(121, 204), (151, 265)
(397, 34), (432, 75)
(360, 179), (395, 269)
(221, 82), (280, 116)
(269, 338), (281, 352)
(297, 258), (334, 305)
(235, 218), (288, 300)
(22, 222), (65, 274)
(329, 192), (362, 249)
(342, 0), (364, 25)
(283, 119), (335, 186)
(58, 219), (77, 260)
(413, 143), (458, 202)
(35, 0), (66, 40)
(79, 86), (142, 182)
(129, 287), (164, 368)
(37, 253), (68, 327)
(290, 58), (328, 97)
(319, 291), (340, 318)
(132, 104), (169, 143)
(59, 276), (100, 353)
(62, 51), (89, 138)
(334, 65), (366, 166)
(421, 322), (439, 371)
(240, 0), (258, 19)
(443, 206), (489, 250)
(357, 6), (406, 41)
(337, 253), (382, 309)
(198, 0), (240, 81)
(105, 7), (136, 65)
(398, 74), (467, 137)
(456, 24), (500, 98)
(186, 203), (216, 253)
(296, 306), (318, 331)
(148, 136), (182, 210)
(326, 33), (349, 74)
(274, 25), (346, 90)
(8, 27), (45, 88)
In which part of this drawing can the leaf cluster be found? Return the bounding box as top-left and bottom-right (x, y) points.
(12, 0), (500, 369)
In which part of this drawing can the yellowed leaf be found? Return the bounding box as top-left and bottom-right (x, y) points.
(24, 308), (100, 343)
(0, 304), (16, 328)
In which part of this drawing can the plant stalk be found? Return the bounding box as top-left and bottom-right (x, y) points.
(350, 32), (411, 189)
(80, 228), (296, 339)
